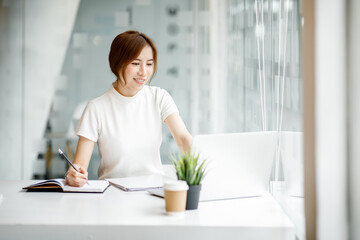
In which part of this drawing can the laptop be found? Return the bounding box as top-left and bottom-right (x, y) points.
(149, 131), (277, 201)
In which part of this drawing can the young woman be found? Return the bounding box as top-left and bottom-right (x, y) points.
(66, 31), (192, 187)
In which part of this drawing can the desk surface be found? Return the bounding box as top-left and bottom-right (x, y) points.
(0, 180), (294, 240)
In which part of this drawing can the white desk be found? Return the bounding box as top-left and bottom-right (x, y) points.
(272, 181), (305, 240)
(0, 181), (294, 240)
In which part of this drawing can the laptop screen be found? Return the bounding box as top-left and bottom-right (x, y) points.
(191, 131), (277, 201)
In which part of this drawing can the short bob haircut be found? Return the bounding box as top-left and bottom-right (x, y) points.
(109, 31), (157, 85)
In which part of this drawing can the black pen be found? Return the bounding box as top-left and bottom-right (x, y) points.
(58, 149), (80, 173)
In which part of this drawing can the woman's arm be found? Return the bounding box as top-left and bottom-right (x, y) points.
(65, 136), (95, 187)
(164, 112), (193, 153)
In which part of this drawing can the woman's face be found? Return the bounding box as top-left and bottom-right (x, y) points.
(118, 45), (154, 97)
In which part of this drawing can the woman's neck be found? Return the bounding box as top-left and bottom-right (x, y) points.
(114, 81), (138, 97)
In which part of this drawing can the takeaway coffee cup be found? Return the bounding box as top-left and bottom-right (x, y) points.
(164, 180), (189, 215)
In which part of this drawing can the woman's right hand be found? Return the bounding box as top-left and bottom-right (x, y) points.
(65, 164), (88, 187)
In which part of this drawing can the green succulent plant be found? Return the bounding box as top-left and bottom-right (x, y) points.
(171, 151), (207, 186)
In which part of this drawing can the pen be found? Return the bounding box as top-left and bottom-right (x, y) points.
(58, 149), (80, 173)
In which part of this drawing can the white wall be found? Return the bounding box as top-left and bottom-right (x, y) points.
(315, 0), (347, 239)
(22, 0), (80, 179)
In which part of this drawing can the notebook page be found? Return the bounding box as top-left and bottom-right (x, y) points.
(62, 180), (110, 192)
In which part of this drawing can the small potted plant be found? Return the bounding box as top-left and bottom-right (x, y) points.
(171, 151), (207, 210)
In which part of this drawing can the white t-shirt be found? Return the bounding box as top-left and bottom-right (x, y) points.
(76, 84), (178, 180)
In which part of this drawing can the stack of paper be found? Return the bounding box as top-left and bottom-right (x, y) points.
(107, 174), (164, 191)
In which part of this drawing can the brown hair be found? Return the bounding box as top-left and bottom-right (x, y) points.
(109, 30), (157, 85)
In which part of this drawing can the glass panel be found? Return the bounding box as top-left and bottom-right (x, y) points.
(0, 0), (24, 180)
(224, 0), (304, 239)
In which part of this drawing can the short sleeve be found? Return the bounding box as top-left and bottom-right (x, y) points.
(158, 89), (179, 122)
(75, 101), (99, 142)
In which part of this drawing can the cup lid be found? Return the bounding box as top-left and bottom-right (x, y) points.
(164, 180), (189, 191)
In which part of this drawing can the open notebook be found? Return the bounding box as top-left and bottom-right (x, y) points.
(23, 179), (110, 193)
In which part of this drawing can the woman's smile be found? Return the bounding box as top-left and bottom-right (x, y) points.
(134, 78), (146, 84)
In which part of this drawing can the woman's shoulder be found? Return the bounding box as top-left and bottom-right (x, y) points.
(86, 90), (113, 109)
